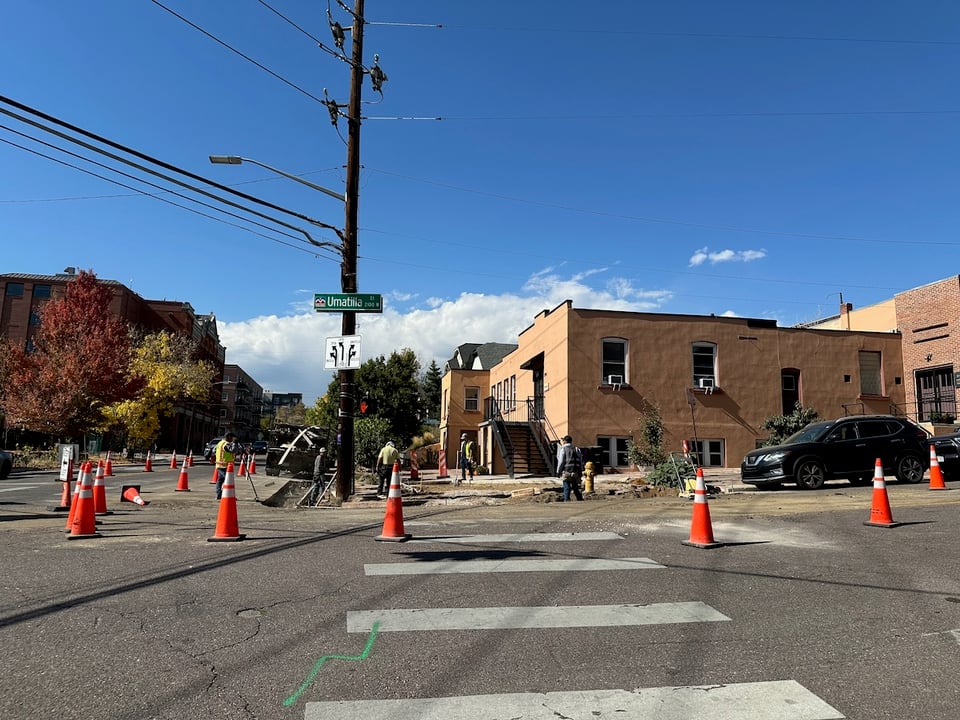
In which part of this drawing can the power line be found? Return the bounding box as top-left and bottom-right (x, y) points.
(148, 0), (328, 104)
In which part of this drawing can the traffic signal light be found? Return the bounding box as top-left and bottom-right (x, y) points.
(358, 395), (374, 417)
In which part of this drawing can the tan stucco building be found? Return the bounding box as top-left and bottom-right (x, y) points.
(441, 300), (906, 474)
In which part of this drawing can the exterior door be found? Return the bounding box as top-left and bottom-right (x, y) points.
(532, 368), (544, 419)
(781, 369), (800, 415)
(915, 366), (956, 421)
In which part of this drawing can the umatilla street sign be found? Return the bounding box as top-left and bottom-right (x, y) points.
(314, 293), (383, 313)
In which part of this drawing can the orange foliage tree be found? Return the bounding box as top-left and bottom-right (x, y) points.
(1, 271), (139, 439)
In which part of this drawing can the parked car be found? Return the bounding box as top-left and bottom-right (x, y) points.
(250, 441), (268, 454)
(933, 432), (960, 481)
(0, 449), (12, 479)
(741, 415), (929, 490)
(203, 437), (223, 462)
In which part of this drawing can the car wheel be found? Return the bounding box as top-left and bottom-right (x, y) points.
(794, 459), (826, 490)
(0, 459), (10, 480)
(848, 475), (872, 486)
(895, 454), (924, 484)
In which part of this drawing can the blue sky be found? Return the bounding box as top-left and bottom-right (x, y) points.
(3, 1), (958, 404)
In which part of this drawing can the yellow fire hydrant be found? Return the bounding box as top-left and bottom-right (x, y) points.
(583, 460), (596, 494)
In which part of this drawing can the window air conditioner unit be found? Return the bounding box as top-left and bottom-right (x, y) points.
(606, 374), (624, 385)
(698, 377), (715, 389)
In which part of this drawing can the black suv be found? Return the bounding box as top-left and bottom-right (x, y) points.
(932, 432), (960, 481)
(741, 415), (929, 490)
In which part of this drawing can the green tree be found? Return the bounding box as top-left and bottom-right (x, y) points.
(420, 359), (442, 422)
(276, 402), (308, 426)
(356, 348), (423, 446)
(1, 270), (137, 439)
(104, 331), (215, 447)
(759, 404), (820, 446)
(354, 416), (391, 467)
(627, 402), (668, 468)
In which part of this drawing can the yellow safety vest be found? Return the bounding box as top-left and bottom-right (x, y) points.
(215, 440), (236, 469)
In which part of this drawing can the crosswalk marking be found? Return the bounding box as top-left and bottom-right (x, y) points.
(347, 601), (730, 632)
(304, 680), (845, 719)
(408, 531), (622, 544)
(364, 556), (665, 575)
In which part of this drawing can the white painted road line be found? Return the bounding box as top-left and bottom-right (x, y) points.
(347, 601), (730, 632)
(0, 485), (42, 493)
(409, 532), (622, 544)
(364, 557), (666, 575)
(304, 680), (845, 719)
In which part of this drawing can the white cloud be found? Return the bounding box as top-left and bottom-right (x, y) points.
(688, 247), (767, 266)
(721, 310), (738, 317)
(219, 269), (672, 405)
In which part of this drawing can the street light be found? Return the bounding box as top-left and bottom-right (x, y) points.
(209, 151), (359, 503)
(208, 155), (345, 202)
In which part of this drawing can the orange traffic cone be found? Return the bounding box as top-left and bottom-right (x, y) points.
(929, 445), (947, 490)
(188, 450), (194, 468)
(169, 450), (178, 469)
(93, 460), (112, 515)
(210, 465), (219, 485)
(143, 450), (153, 472)
(50, 459), (74, 512)
(208, 463), (245, 542)
(682, 468), (722, 549)
(865, 458), (900, 528)
(248, 454), (257, 475)
(375, 462), (411, 542)
(175, 456), (191, 492)
(104, 451), (114, 477)
(68, 462), (102, 540)
(64, 463), (86, 532)
(238, 454), (247, 476)
(120, 485), (149, 506)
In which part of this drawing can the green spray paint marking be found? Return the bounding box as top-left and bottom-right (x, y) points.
(283, 621), (381, 707)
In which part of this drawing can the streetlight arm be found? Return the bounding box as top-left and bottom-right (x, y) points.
(209, 155), (345, 202)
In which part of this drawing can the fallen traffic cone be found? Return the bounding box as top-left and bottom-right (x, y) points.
(929, 445), (947, 490)
(682, 468), (722, 549)
(188, 450), (194, 468)
(68, 462), (102, 540)
(93, 460), (112, 515)
(375, 462), (411, 542)
(120, 484), (149, 506)
(175, 456), (191, 492)
(864, 458), (900, 528)
(143, 450), (153, 472)
(104, 451), (114, 477)
(169, 450), (178, 469)
(208, 463), (245, 542)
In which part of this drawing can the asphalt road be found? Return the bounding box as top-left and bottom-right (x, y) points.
(2, 466), (960, 719)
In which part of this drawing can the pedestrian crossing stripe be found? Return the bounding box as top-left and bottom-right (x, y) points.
(408, 531), (622, 544)
(347, 601), (730, 633)
(304, 679), (845, 719)
(364, 557), (665, 575)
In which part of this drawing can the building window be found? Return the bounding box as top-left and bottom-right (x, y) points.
(5, 283), (23, 297)
(219, 409), (227, 418)
(28, 311), (41, 326)
(464, 386), (480, 412)
(32, 284), (51, 298)
(597, 436), (630, 467)
(692, 342), (717, 388)
(510, 375), (516, 411)
(222, 392), (228, 402)
(690, 439), (725, 467)
(858, 351), (882, 396)
(601, 338), (627, 384)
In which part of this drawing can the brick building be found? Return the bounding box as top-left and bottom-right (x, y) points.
(221, 364), (264, 443)
(806, 275), (959, 424)
(0, 270), (227, 452)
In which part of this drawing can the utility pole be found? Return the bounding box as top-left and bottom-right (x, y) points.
(335, 0), (365, 501)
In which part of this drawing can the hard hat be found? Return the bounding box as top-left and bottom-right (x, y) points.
(461, 433), (467, 439)
(386, 441), (394, 447)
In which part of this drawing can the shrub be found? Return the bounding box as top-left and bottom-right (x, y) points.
(759, 404), (819, 447)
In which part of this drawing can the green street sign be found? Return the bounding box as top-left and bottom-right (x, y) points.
(314, 293), (383, 313)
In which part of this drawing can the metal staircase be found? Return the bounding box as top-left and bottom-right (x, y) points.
(484, 398), (556, 478)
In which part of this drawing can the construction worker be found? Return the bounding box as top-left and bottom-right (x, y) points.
(214, 432), (240, 500)
(556, 435), (584, 502)
(459, 433), (476, 485)
(375, 440), (399, 495)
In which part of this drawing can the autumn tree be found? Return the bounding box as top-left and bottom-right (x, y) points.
(1, 270), (136, 439)
(276, 402), (308, 426)
(104, 331), (215, 447)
